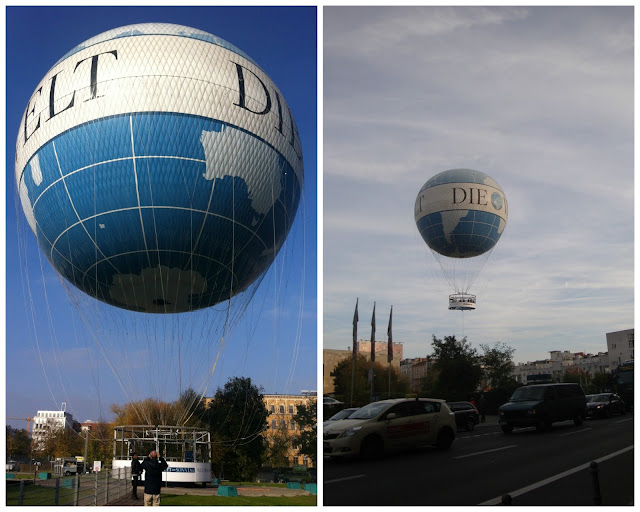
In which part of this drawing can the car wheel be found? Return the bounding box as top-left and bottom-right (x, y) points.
(501, 424), (513, 434)
(360, 435), (383, 460)
(573, 414), (584, 426)
(436, 429), (454, 450)
(465, 417), (475, 432)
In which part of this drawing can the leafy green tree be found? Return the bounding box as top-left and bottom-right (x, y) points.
(425, 335), (483, 401)
(38, 427), (85, 460)
(563, 366), (591, 388)
(85, 422), (114, 467)
(205, 377), (268, 481)
(293, 402), (317, 467)
(266, 422), (292, 468)
(6, 427), (31, 461)
(331, 354), (411, 406)
(480, 342), (517, 389)
(591, 371), (612, 393)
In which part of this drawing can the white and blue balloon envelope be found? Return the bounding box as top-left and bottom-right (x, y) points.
(16, 23), (303, 314)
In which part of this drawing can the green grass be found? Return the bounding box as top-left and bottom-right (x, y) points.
(221, 482), (287, 488)
(161, 494), (317, 506)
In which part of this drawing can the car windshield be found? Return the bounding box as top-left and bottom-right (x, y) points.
(328, 408), (357, 421)
(586, 394), (609, 403)
(510, 387), (545, 401)
(348, 402), (393, 420)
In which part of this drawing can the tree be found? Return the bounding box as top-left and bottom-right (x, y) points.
(480, 342), (517, 389)
(38, 427), (84, 460)
(85, 422), (114, 466)
(205, 377), (268, 481)
(331, 354), (411, 406)
(591, 371), (611, 393)
(425, 335), (483, 401)
(563, 367), (592, 390)
(293, 402), (317, 467)
(6, 427), (31, 461)
(265, 423), (292, 468)
(110, 388), (207, 427)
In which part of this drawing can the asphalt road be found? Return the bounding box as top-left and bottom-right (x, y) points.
(323, 414), (634, 506)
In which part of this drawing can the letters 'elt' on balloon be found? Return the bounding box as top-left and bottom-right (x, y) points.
(15, 23), (303, 313)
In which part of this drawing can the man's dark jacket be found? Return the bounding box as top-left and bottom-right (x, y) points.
(141, 456), (168, 494)
(131, 458), (142, 480)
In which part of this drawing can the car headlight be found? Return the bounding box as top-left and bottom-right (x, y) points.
(596, 405), (604, 409)
(527, 409), (537, 415)
(340, 426), (363, 438)
(498, 411), (504, 417)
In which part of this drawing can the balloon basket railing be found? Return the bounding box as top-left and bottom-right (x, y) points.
(448, 294), (476, 311)
(112, 425), (212, 484)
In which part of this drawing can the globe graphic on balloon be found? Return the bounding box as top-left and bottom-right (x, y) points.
(414, 168), (507, 259)
(15, 23), (303, 313)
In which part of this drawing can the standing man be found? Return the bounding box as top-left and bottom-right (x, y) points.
(478, 394), (488, 423)
(141, 450), (168, 506)
(130, 452), (142, 500)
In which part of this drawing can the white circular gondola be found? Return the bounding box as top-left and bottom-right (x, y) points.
(112, 425), (212, 485)
(448, 294), (476, 311)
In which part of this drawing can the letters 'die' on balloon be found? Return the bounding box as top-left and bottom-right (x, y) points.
(16, 23), (303, 313)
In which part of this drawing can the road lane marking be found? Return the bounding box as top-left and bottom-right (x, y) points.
(478, 444), (634, 505)
(556, 428), (591, 437)
(454, 445), (517, 459)
(324, 474), (367, 485)
(458, 432), (502, 439)
(614, 418), (633, 424)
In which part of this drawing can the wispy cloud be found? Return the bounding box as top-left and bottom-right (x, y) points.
(323, 6), (633, 364)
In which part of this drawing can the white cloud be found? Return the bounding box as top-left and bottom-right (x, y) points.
(323, 6), (633, 365)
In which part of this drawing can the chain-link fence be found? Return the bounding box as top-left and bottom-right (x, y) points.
(6, 466), (132, 506)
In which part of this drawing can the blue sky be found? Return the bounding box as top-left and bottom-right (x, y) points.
(5, 6), (317, 425)
(324, 7), (633, 364)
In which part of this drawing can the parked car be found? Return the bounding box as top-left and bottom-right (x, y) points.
(6, 461), (20, 472)
(498, 383), (586, 433)
(323, 398), (456, 459)
(323, 407), (359, 428)
(447, 401), (480, 431)
(585, 393), (625, 418)
(323, 396), (343, 406)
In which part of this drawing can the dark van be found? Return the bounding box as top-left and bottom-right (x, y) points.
(498, 383), (586, 433)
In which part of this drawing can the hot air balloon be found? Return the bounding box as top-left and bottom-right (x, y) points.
(16, 22), (303, 314)
(414, 168), (507, 310)
(14, 23), (306, 483)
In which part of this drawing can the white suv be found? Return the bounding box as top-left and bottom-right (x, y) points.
(323, 398), (456, 459)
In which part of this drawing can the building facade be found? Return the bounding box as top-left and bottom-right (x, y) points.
(511, 350), (610, 384)
(262, 393), (316, 468)
(606, 329), (634, 369)
(400, 357), (430, 392)
(31, 407), (79, 451)
(323, 341), (404, 395)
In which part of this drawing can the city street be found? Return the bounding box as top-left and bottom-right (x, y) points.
(323, 414), (634, 506)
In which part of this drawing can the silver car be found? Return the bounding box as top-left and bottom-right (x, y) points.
(323, 398), (456, 459)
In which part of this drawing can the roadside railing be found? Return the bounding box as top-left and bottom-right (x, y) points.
(6, 466), (132, 506)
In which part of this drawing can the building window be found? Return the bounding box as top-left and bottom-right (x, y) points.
(270, 405), (275, 413)
(271, 419), (276, 430)
(279, 405), (285, 414)
(290, 420), (296, 431)
(288, 405), (294, 414)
